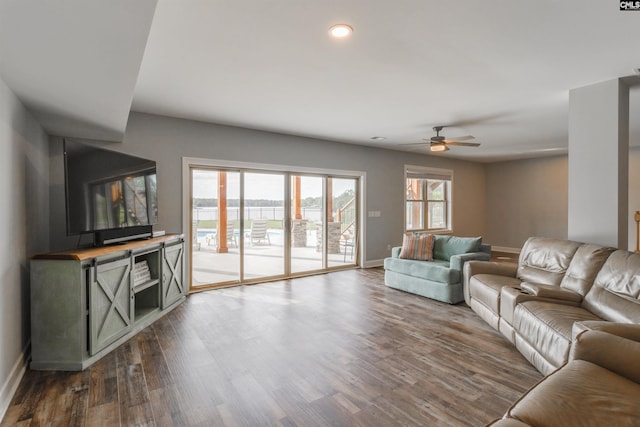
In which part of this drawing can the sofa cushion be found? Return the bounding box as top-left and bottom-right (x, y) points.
(514, 301), (602, 368)
(517, 237), (581, 286)
(505, 360), (640, 426)
(559, 243), (615, 296)
(399, 233), (434, 261)
(383, 257), (458, 284)
(583, 250), (640, 323)
(433, 235), (482, 261)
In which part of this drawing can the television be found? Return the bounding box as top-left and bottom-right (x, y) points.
(64, 139), (158, 246)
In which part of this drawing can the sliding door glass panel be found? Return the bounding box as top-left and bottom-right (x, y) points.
(290, 175), (324, 274)
(191, 169), (240, 288)
(243, 172), (285, 280)
(328, 177), (358, 267)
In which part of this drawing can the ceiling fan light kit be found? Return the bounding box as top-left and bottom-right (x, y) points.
(428, 125), (480, 153)
(398, 125), (481, 153)
(430, 144), (449, 152)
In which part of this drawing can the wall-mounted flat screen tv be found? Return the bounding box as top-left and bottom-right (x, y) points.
(64, 139), (158, 245)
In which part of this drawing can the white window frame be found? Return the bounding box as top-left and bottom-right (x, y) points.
(404, 165), (453, 233)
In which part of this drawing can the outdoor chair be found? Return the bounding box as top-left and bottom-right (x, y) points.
(192, 221), (201, 251)
(249, 219), (271, 246)
(205, 221), (237, 248)
(342, 233), (355, 261)
(226, 221), (237, 247)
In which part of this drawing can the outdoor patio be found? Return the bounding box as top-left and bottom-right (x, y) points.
(192, 228), (356, 286)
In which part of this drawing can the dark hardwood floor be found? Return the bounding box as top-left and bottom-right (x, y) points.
(2, 268), (541, 426)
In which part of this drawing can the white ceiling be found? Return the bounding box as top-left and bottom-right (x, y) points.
(1, 0), (639, 161)
(0, 0), (157, 141)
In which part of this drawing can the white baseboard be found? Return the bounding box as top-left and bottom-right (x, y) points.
(492, 246), (521, 254)
(363, 259), (384, 268)
(0, 340), (30, 422)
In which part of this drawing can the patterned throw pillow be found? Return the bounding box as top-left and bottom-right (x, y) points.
(399, 233), (434, 261)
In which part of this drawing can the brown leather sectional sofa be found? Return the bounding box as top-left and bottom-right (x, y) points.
(463, 236), (640, 425)
(488, 323), (640, 426)
(464, 236), (640, 374)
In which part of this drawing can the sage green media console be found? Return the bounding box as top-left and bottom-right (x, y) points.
(30, 234), (185, 370)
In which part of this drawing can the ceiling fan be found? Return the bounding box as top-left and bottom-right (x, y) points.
(408, 126), (481, 152)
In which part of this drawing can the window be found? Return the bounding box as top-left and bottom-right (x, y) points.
(405, 166), (452, 232)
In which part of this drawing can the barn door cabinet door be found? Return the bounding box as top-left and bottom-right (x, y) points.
(88, 256), (133, 356)
(162, 240), (185, 308)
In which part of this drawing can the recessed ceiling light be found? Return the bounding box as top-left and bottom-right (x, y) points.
(370, 136), (386, 141)
(329, 24), (353, 38)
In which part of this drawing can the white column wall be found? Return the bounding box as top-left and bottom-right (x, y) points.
(568, 78), (629, 248)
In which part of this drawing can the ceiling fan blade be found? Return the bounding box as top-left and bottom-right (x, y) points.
(446, 135), (475, 142)
(399, 142), (430, 146)
(445, 141), (481, 147)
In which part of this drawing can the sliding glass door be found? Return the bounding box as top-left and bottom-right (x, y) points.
(244, 172), (285, 281)
(327, 177), (358, 268)
(190, 166), (359, 291)
(191, 169), (241, 287)
(290, 175), (324, 274)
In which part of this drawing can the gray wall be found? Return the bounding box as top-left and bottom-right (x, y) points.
(0, 78), (49, 414)
(485, 156), (568, 249)
(486, 147), (640, 252)
(50, 112), (487, 261)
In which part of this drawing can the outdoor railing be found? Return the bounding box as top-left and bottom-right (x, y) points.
(337, 197), (356, 235)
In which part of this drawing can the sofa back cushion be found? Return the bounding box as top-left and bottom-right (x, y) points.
(399, 233), (434, 261)
(560, 244), (616, 296)
(517, 237), (581, 286)
(433, 235), (482, 261)
(582, 250), (640, 323)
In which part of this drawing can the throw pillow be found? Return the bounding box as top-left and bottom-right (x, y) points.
(433, 235), (482, 261)
(399, 233), (434, 261)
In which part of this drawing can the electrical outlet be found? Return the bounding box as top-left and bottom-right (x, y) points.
(387, 244), (391, 250)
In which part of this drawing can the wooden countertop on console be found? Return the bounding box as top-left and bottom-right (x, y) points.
(31, 234), (184, 261)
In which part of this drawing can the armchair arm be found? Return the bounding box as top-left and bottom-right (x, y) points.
(519, 282), (582, 303)
(391, 246), (401, 258)
(450, 251), (491, 271)
(570, 327), (640, 384)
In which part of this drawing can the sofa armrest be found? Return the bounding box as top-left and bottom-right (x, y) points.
(463, 260), (518, 289)
(486, 419), (531, 427)
(464, 260), (518, 278)
(570, 328), (640, 384)
(450, 251), (491, 271)
(463, 260), (518, 305)
(479, 242), (492, 255)
(519, 282), (582, 303)
(572, 321), (640, 342)
(391, 246), (401, 258)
